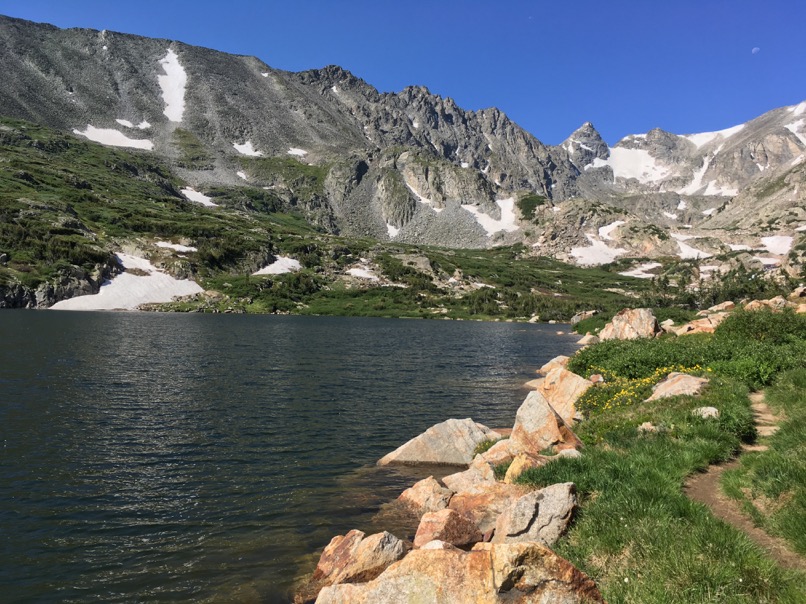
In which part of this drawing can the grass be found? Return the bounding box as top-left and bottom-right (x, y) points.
(722, 368), (806, 555)
(514, 311), (806, 602)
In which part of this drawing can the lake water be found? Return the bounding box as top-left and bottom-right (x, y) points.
(0, 311), (580, 602)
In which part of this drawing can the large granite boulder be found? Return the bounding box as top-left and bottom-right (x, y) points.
(533, 367), (592, 425)
(599, 308), (661, 341)
(315, 541), (604, 603)
(646, 372), (709, 401)
(442, 459), (497, 494)
(378, 418), (501, 466)
(492, 483), (577, 546)
(503, 453), (550, 484)
(509, 390), (583, 456)
(537, 355), (570, 374)
(397, 476), (454, 515)
(413, 508), (482, 548)
(298, 530), (408, 601)
(448, 483), (528, 534)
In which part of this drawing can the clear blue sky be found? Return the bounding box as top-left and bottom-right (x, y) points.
(3, 0), (804, 145)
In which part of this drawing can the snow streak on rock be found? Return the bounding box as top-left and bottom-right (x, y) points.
(158, 49), (187, 122)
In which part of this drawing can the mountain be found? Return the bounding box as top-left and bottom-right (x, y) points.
(0, 14), (803, 309)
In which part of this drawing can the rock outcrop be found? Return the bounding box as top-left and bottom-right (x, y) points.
(646, 372), (709, 401)
(397, 476), (454, 515)
(413, 508), (483, 548)
(509, 390), (582, 455)
(378, 418), (501, 466)
(599, 308), (661, 341)
(314, 542), (604, 603)
(492, 483), (577, 546)
(532, 367), (592, 425)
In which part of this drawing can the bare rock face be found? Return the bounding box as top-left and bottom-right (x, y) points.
(492, 483), (577, 546)
(677, 312), (730, 335)
(378, 418), (501, 466)
(533, 367), (592, 425)
(577, 334), (600, 346)
(537, 355), (570, 374)
(298, 529), (408, 601)
(599, 308), (661, 341)
(397, 476), (454, 515)
(442, 459), (497, 494)
(477, 439), (515, 466)
(646, 372), (709, 401)
(315, 541), (604, 603)
(413, 508), (483, 548)
(509, 390), (583, 456)
(448, 483), (528, 534)
(503, 453), (550, 484)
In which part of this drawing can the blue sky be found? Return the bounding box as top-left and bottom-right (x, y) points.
(2, 0), (804, 145)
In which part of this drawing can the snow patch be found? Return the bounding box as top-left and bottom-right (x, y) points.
(663, 212), (678, 220)
(261, 72), (269, 77)
(287, 148), (308, 157)
(755, 257), (781, 266)
(676, 240), (711, 260)
(671, 232), (697, 241)
(405, 182), (443, 213)
(347, 267), (379, 281)
(677, 199), (688, 211)
(236, 171), (247, 180)
(50, 253), (203, 311)
(233, 141), (263, 156)
(386, 223), (400, 238)
(761, 235), (793, 255)
(728, 244), (753, 251)
(156, 241), (197, 252)
(703, 181), (738, 196)
(784, 119), (806, 146)
(683, 123), (745, 148)
(158, 49), (187, 123)
(790, 101), (806, 116)
(412, 120), (420, 129)
(115, 119), (134, 128)
(619, 262), (662, 279)
(253, 256), (302, 275)
(593, 147), (670, 184)
(181, 187), (218, 207)
(794, 225), (806, 232)
(678, 156), (711, 195)
(701, 208), (718, 216)
(598, 220), (625, 241)
(570, 235), (627, 266)
(72, 125), (154, 150)
(461, 162), (470, 168)
(461, 198), (519, 236)
(137, 121), (151, 130)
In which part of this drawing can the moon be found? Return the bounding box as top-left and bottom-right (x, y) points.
(751, 47), (760, 55)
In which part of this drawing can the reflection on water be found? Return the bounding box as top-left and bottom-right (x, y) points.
(0, 311), (580, 602)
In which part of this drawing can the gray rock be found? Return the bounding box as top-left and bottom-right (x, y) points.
(378, 418), (501, 466)
(492, 482), (577, 546)
(692, 406), (720, 419)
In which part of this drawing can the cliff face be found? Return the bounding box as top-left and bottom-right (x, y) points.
(0, 14), (804, 260)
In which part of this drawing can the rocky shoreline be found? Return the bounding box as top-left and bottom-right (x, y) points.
(293, 291), (806, 603)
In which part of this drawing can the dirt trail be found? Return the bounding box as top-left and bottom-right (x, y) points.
(684, 392), (806, 572)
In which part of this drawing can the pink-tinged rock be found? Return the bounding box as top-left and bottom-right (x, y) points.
(706, 300), (735, 313)
(537, 355), (570, 374)
(599, 308), (661, 341)
(492, 483), (577, 546)
(523, 377), (544, 389)
(414, 508), (483, 548)
(576, 333), (600, 346)
(442, 459), (496, 494)
(397, 476), (453, 515)
(448, 483), (528, 534)
(646, 372), (709, 401)
(509, 390), (583, 456)
(534, 367), (593, 425)
(378, 418), (501, 466)
(684, 312), (729, 334)
(298, 529), (408, 601)
(589, 373), (605, 384)
(503, 453), (550, 484)
(478, 439), (515, 466)
(796, 303), (806, 314)
(315, 542), (604, 603)
(789, 286), (806, 300)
